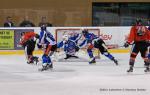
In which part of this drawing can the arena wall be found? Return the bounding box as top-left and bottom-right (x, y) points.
(1, 0), (149, 26)
(0, 27), (131, 54)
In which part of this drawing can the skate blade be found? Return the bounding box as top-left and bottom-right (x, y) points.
(127, 70), (133, 73)
(89, 63), (96, 65)
(38, 68), (53, 72)
(144, 70), (150, 73)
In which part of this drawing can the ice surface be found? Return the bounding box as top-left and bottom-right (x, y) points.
(0, 53), (150, 95)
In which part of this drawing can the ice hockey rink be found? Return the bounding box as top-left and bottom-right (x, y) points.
(0, 52), (150, 95)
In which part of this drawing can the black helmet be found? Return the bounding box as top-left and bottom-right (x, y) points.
(21, 32), (25, 36)
(41, 25), (47, 31)
(35, 34), (40, 39)
(136, 19), (142, 25)
(82, 29), (88, 35)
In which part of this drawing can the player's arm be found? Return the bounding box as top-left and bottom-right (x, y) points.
(127, 26), (135, 44)
(38, 31), (45, 44)
(37, 31), (45, 49)
(19, 36), (26, 46)
(75, 33), (82, 41)
(57, 41), (64, 48)
(124, 26), (135, 47)
(79, 39), (87, 48)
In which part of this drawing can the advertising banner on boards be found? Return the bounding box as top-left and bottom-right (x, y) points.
(0, 29), (34, 50)
(0, 30), (14, 49)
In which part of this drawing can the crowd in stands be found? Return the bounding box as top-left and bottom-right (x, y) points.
(3, 16), (150, 27)
(3, 16), (52, 27)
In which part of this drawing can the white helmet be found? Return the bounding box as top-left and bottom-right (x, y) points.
(62, 34), (69, 41)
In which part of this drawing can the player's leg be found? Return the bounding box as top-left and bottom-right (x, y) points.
(87, 44), (96, 64)
(24, 42), (34, 64)
(127, 44), (139, 72)
(40, 54), (51, 71)
(40, 45), (53, 71)
(64, 52), (79, 59)
(40, 44), (57, 71)
(24, 45), (30, 63)
(71, 55), (79, 58)
(64, 54), (72, 59)
(71, 46), (79, 58)
(140, 42), (150, 72)
(95, 39), (118, 65)
(30, 40), (39, 64)
(102, 51), (118, 65)
(27, 40), (38, 64)
(49, 44), (57, 56)
(148, 47), (150, 59)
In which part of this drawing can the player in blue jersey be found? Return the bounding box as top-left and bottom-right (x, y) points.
(57, 34), (80, 59)
(37, 25), (57, 71)
(79, 29), (118, 65)
(69, 32), (82, 44)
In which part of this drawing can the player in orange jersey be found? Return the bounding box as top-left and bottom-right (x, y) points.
(124, 19), (150, 72)
(20, 31), (39, 64)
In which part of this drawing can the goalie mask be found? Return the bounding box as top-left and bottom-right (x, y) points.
(63, 35), (69, 41)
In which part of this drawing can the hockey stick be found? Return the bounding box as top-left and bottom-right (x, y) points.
(107, 45), (125, 49)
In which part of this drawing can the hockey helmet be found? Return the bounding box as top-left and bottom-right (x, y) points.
(41, 25), (47, 31)
(63, 34), (69, 41)
(21, 32), (25, 36)
(35, 34), (40, 39)
(82, 29), (88, 36)
(136, 18), (142, 25)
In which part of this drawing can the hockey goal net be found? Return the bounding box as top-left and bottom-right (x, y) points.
(55, 28), (100, 62)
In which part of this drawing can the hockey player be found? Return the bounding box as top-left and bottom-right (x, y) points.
(124, 19), (150, 72)
(148, 20), (150, 31)
(147, 20), (150, 59)
(20, 31), (39, 64)
(57, 34), (79, 59)
(69, 32), (82, 44)
(79, 29), (118, 65)
(37, 25), (57, 71)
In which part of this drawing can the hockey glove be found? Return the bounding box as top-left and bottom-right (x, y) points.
(75, 46), (80, 52)
(124, 42), (129, 48)
(37, 43), (42, 49)
(35, 34), (40, 39)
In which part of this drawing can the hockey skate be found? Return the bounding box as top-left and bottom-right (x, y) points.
(127, 66), (133, 72)
(89, 58), (96, 64)
(64, 54), (79, 60)
(38, 63), (53, 71)
(27, 60), (34, 64)
(32, 56), (39, 65)
(112, 58), (118, 65)
(48, 63), (53, 69)
(64, 56), (70, 60)
(39, 66), (48, 71)
(144, 67), (150, 72)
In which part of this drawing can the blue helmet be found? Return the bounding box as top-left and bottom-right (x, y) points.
(41, 25), (47, 31)
(82, 29), (88, 36)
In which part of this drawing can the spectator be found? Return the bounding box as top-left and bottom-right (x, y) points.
(38, 16), (52, 27)
(20, 16), (35, 27)
(4, 16), (15, 27)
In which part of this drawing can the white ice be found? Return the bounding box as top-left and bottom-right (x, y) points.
(0, 53), (150, 95)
